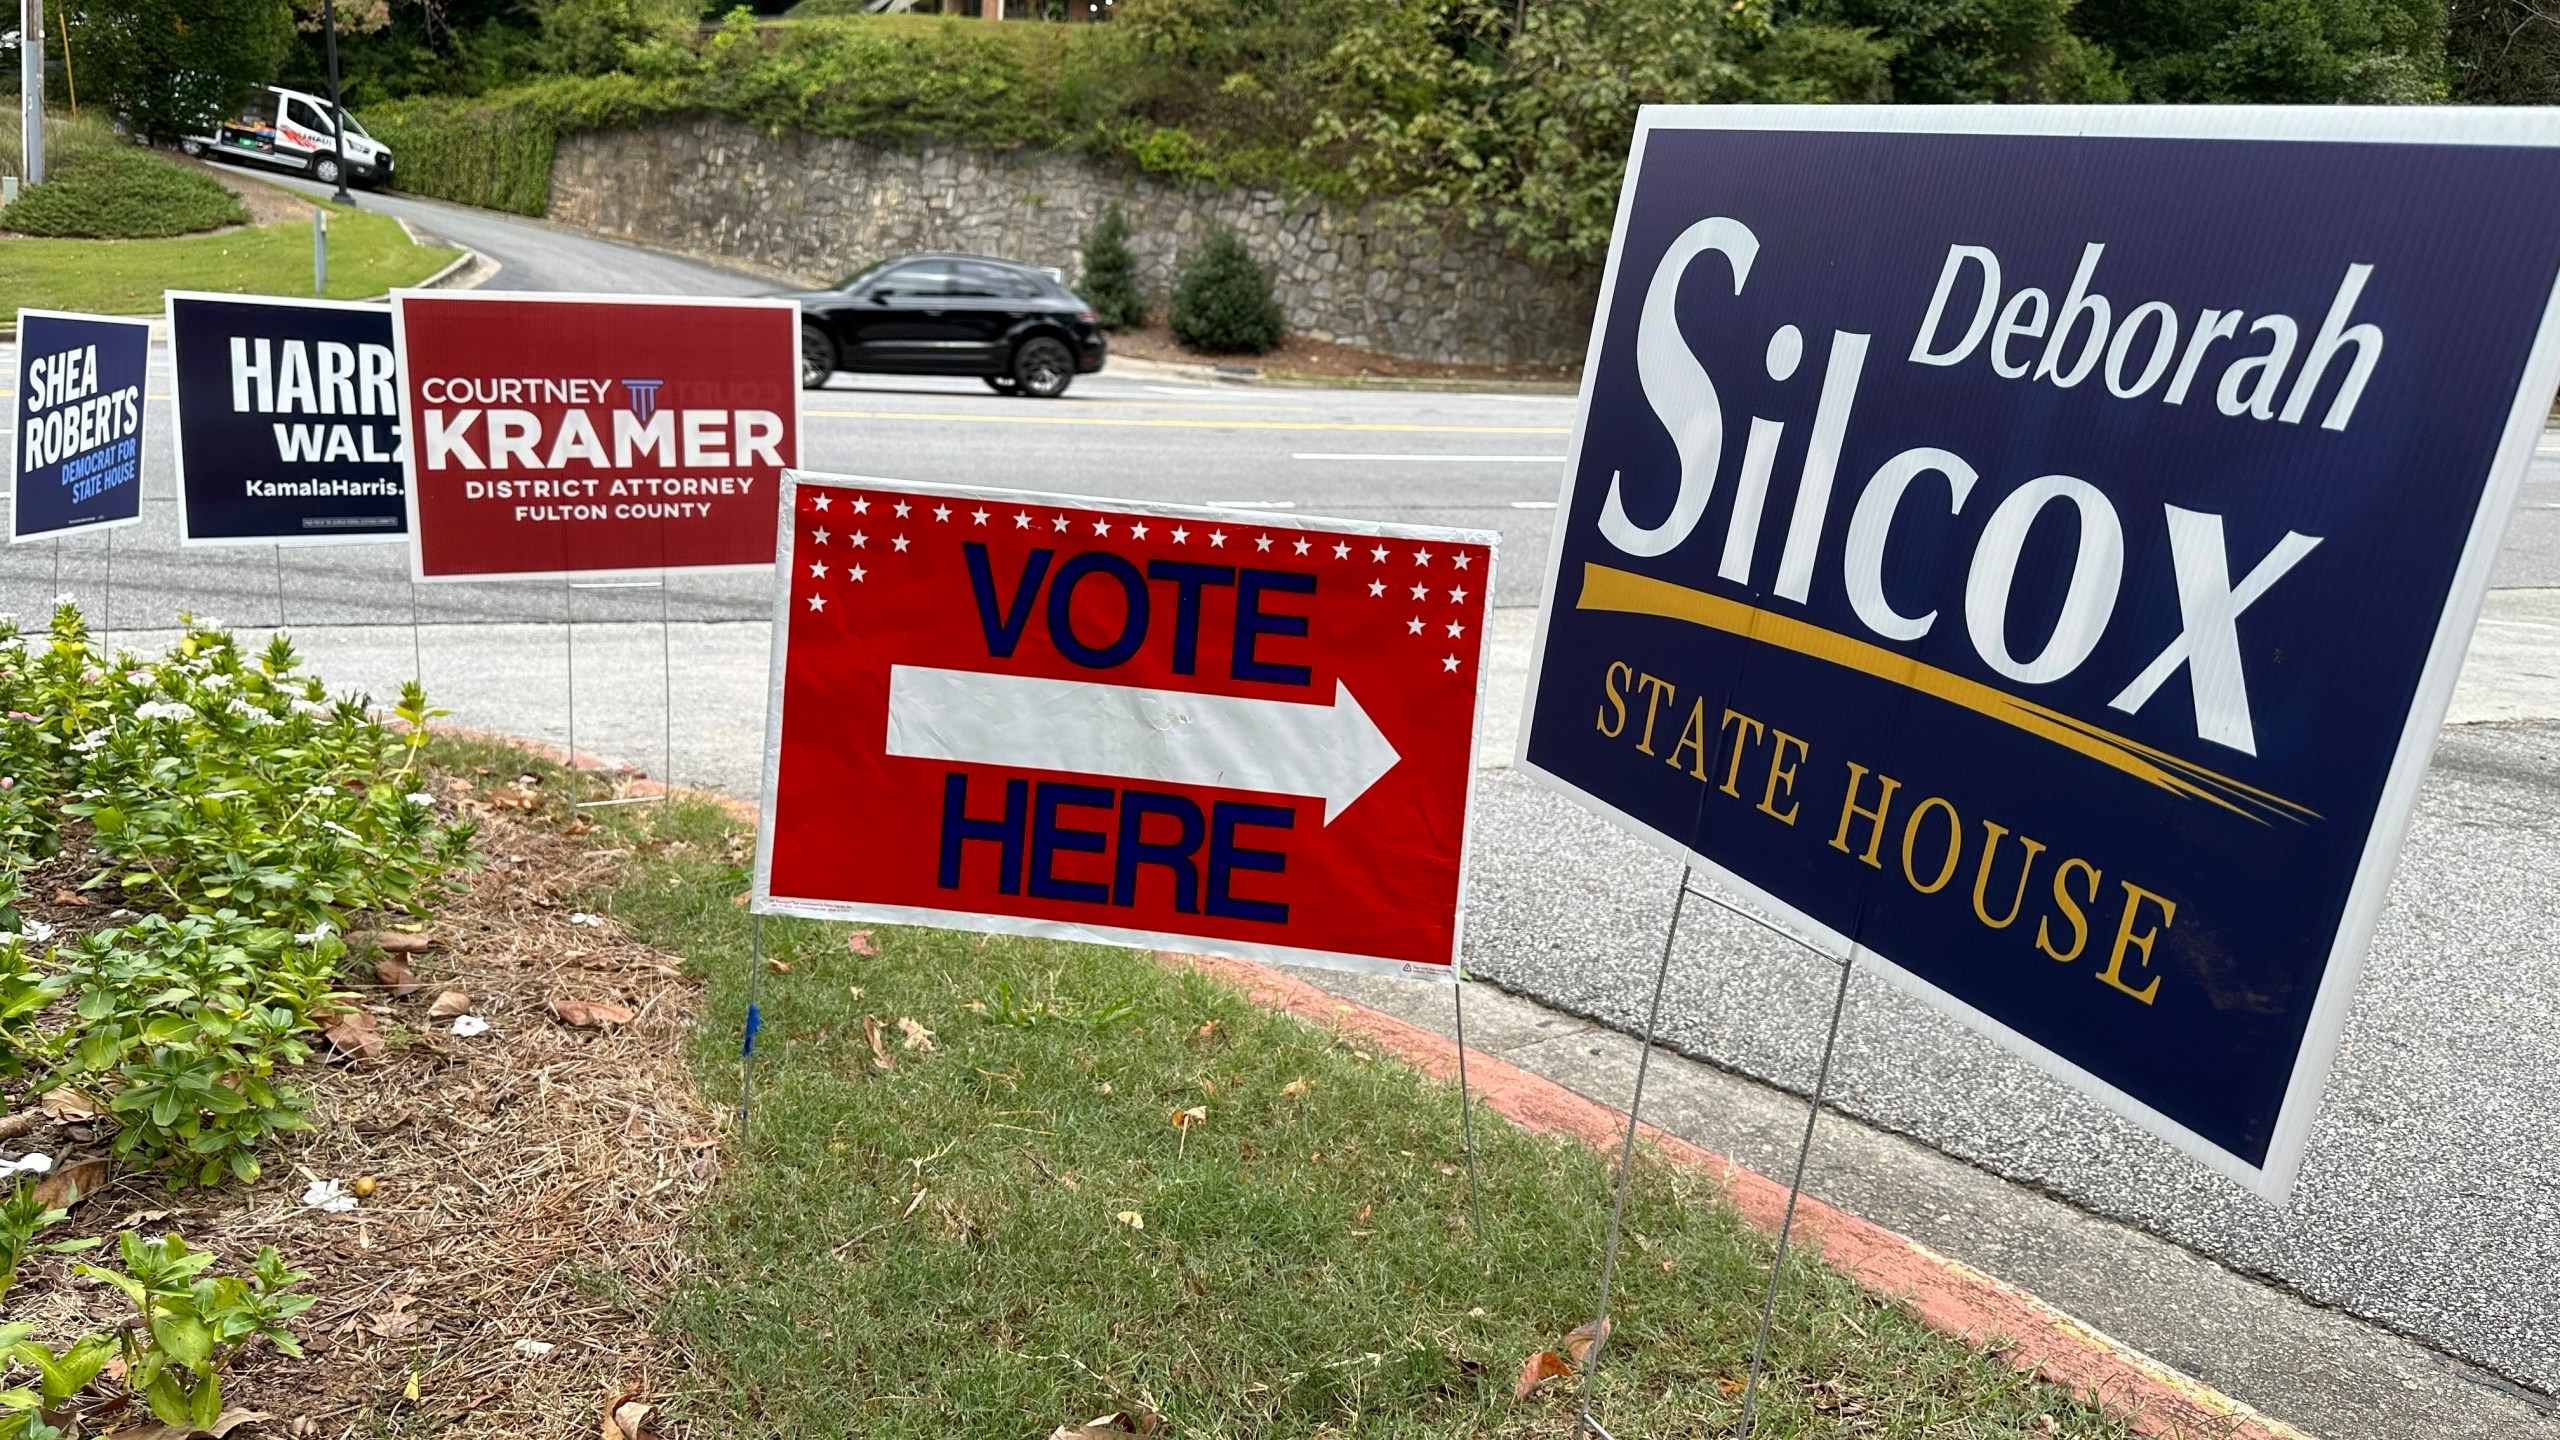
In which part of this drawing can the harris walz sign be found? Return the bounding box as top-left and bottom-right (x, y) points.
(168, 293), (408, 546)
(1518, 108), (2560, 1198)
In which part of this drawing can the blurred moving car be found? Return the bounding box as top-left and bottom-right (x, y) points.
(180, 85), (393, 190)
(786, 254), (1107, 398)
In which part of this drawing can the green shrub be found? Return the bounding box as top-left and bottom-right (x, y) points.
(360, 89), (565, 215)
(1079, 203), (1144, 330)
(0, 148), (250, 239)
(62, 0), (296, 143)
(1167, 231), (1283, 354)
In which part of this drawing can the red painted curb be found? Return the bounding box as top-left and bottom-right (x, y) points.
(1176, 952), (2311, 1440)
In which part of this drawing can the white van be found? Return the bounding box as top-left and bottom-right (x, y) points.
(180, 85), (393, 190)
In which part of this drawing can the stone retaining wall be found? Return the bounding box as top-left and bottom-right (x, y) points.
(546, 118), (1597, 367)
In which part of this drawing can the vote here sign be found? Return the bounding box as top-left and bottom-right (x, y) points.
(1518, 108), (2560, 1199)
(754, 474), (1499, 980)
(169, 293), (407, 547)
(11, 310), (150, 544)
(392, 292), (799, 580)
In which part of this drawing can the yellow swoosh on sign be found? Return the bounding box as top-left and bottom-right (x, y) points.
(1574, 562), (2318, 826)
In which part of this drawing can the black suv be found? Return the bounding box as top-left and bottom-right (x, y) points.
(787, 253), (1108, 398)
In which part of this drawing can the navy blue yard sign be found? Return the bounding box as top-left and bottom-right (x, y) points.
(167, 293), (408, 546)
(1518, 108), (2560, 1200)
(10, 310), (151, 543)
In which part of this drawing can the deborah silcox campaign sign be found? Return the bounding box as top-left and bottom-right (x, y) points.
(167, 293), (407, 546)
(10, 310), (150, 544)
(1517, 108), (2560, 1199)
(392, 293), (800, 580)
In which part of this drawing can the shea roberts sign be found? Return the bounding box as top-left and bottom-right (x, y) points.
(11, 310), (150, 543)
(168, 293), (407, 546)
(754, 474), (1498, 980)
(1519, 108), (2560, 1199)
(392, 293), (799, 579)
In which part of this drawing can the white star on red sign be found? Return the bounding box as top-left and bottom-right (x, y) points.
(1367, 579), (1385, 597)
(813, 494), (831, 512)
(1093, 518), (1112, 536)
(1172, 527), (1190, 544)
(809, 560), (827, 578)
(972, 508), (991, 526)
(1442, 654), (1460, 672)
(1209, 530), (1228, 548)
(1413, 548), (1432, 566)
(892, 535), (910, 552)
(850, 564), (868, 582)
(1407, 617), (1424, 634)
(1131, 521), (1150, 539)
(812, 528), (829, 545)
(1293, 538), (1311, 556)
(934, 505), (952, 522)
(852, 497), (870, 515)
(1255, 534), (1273, 552)
(1370, 545), (1389, 562)
(1446, 620), (1465, 638)
(894, 501), (912, 518)
(1409, 582), (1428, 600)
(808, 593), (826, 611)
(1014, 512), (1033, 529)
(1448, 586), (1466, 603)
(1052, 515), (1069, 533)
(1332, 541), (1350, 559)
(1452, 552), (1472, 570)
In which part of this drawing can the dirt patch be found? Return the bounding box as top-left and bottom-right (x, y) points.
(176, 154), (329, 229)
(1, 770), (720, 1439)
(1109, 323), (1580, 388)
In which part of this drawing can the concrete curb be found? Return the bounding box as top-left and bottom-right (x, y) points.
(1102, 351), (1582, 396)
(428, 719), (2306, 1440)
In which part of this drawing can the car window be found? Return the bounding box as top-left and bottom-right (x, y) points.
(873, 263), (954, 298)
(953, 262), (1037, 299)
(285, 99), (334, 136)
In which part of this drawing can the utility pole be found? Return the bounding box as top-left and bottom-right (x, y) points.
(18, 0), (42, 185)
(321, 0), (350, 202)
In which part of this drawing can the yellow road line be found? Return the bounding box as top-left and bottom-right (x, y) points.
(804, 408), (1569, 435)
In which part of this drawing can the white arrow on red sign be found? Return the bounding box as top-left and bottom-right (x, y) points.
(883, 665), (1401, 824)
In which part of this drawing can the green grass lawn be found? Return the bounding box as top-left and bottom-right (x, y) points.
(0, 203), (456, 316)
(465, 747), (2135, 1440)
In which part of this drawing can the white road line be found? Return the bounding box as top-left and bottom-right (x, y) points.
(1509, 500), (1560, 510)
(1292, 453), (1567, 463)
(1212, 500), (1297, 510)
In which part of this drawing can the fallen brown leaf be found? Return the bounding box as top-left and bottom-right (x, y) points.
(1715, 1375), (1747, 1398)
(369, 1293), (420, 1340)
(863, 1016), (894, 1071)
(321, 1009), (385, 1061)
(1171, 1105), (1208, 1131)
(549, 998), (637, 1029)
(605, 1397), (658, 1440)
(427, 990), (473, 1019)
(363, 931), (435, 954)
(49, 888), (88, 907)
(1278, 1078), (1311, 1099)
(1047, 1409), (1160, 1439)
(37, 1087), (97, 1121)
(1563, 1317), (1611, 1367)
(764, 957), (791, 974)
(896, 1016), (936, 1053)
(34, 1155), (108, 1209)
(1514, 1350), (1574, 1398)
(374, 956), (423, 995)
(104, 1408), (271, 1439)
(846, 930), (878, 956)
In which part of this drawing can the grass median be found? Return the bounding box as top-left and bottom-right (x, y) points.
(524, 749), (2133, 1439)
(0, 204), (456, 316)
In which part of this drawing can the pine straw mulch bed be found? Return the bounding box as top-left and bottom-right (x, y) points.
(2, 765), (723, 1440)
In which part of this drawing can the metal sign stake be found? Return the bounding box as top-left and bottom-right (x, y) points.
(1735, 949), (1855, 1438)
(562, 575), (579, 808)
(658, 569), (675, 813)
(98, 527), (111, 660)
(1452, 973), (1487, 1242)
(740, 913), (767, 1135)
(1576, 864), (1693, 1434)
(272, 543), (286, 629)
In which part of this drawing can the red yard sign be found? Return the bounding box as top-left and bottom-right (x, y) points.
(392, 293), (800, 580)
(753, 473), (1499, 980)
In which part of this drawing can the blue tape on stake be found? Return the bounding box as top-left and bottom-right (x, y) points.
(741, 1003), (762, 1057)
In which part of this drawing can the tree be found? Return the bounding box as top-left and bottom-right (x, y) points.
(67, 0), (297, 142)
(2071, 0), (2443, 99)
(2446, 0), (2560, 99)
(1168, 231), (1284, 355)
(1080, 204), (1145, 331)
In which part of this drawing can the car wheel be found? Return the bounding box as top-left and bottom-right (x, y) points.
(801, 325), (835, 390)
(982, 375), (1020, 394)
(1012, 337), (1074, 399)
(313, 156), (342, 186)
(179, 138), (204, 158)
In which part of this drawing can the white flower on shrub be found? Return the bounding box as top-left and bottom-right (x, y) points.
(226, 697), (276, 724)
(300, 1179), (358, 1213)
(291, 698), (331, 719)
(133, 701), (195, 723)
(404, 792), (434, 807)
(69, 731), (108, 753)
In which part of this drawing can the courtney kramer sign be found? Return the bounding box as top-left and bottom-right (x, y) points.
(10, 310), (150, 543)
(391, 292), (800, 579)
(167, 293), (407, 546)
(753, 474), (1498, 980)
(1519, 107), (2560, 1200)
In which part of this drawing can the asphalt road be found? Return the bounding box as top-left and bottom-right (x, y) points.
(15, 188), (2560, 1417)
